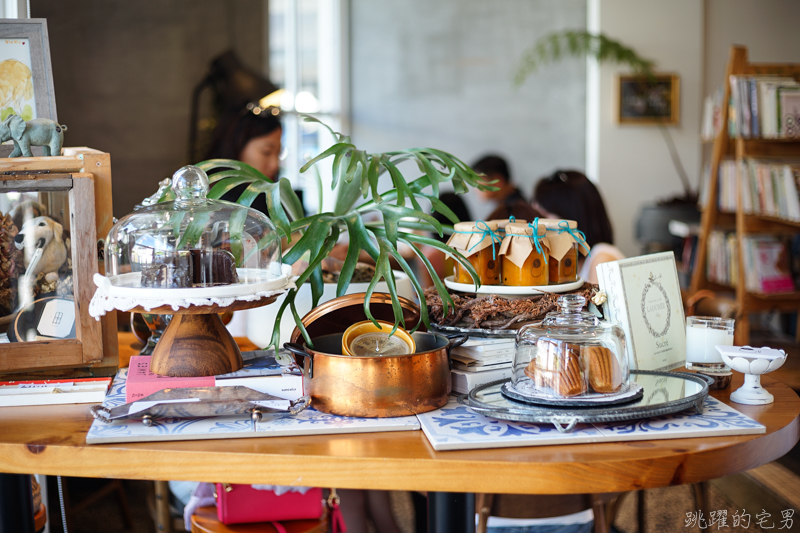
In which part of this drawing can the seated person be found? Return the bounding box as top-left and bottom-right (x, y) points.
(533, 170), (625, 284)
(473, 155), (545, 221)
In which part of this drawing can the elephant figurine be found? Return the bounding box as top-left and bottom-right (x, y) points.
(0, 114), (67, 157)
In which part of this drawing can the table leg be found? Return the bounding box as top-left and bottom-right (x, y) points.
(0, 473), (35, 532)
(428, 492), (475, 533)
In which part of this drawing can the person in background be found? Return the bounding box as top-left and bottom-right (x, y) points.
(203, 104), (284, 214)
(473, 155), (544, 221)
(532, 170), (625, 284)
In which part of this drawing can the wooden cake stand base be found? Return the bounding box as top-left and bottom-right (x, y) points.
(129, 296), (279, 377)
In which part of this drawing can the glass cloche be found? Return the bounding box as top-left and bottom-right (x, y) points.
(512, 294), (629, 400)
(103, 165), (285, 296)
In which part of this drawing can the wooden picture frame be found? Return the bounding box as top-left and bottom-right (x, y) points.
(0, 19), (57, 121)
(617, 74), (680, 125)
(0, 149), (118, 377)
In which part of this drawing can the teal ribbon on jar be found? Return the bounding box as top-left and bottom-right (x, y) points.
(454, 220), (503, 259)
(525, 218), (548, 264)
(557, 220), (591, 256)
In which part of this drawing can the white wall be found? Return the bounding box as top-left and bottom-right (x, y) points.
(704, 0), (800, 98)
(587, 0), (704, 257)
(349, 0), (587, 221)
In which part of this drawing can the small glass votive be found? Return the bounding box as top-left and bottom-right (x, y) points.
(685, 316), (734, 373)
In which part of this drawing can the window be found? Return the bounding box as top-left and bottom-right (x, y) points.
(269, 0), (347, 214)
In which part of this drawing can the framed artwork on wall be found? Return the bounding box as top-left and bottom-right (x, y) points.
(617, 74), (680, 125)
(0, 19), (57, 123)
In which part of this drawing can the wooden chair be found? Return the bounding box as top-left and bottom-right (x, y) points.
(190, 506), (327, 533)
(476, 492), (623, 533)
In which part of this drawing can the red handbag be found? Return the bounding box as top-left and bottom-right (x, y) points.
(215, 484), (346, 532)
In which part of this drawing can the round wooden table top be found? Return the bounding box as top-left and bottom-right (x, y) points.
(0, 338), (797, 495)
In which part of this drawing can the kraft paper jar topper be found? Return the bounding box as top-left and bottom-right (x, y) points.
(499, 221), (550, 286)
(489, 217), (527, 233)
(498, 221), (549, 269)
(537, 219), (590, 261)
(446, 220), (503, 258)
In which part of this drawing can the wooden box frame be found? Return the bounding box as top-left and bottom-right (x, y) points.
(0, 148), (118, 377)
(617, 74), (680, 125)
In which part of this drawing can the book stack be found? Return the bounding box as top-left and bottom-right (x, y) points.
(449, 338), (515, 394)
(0, 377), (112, 407)
(725, 75), (800, 138)
(740, 159), (800, 221)
(706, 230), (739, 287)
(125, 350), (303, 403)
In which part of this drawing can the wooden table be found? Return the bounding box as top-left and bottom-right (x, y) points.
(1, 334), (798, 532)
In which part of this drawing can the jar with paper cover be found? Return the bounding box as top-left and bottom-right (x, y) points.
(539, 219), (590, 284)
(446, 221), (503, 285)
(499, 221), (549, 286)
(511, 294), (630, 402)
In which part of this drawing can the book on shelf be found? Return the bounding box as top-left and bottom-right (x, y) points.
(451, 367), (513, 394)
(725, 75), (799, 138)
(126, 352), (303, 403)
(742, 236), (795, 294)
(0, 377), (112, 407)
(778, 86), (800, 138)
(739, 158), (800, 222)
(451, 359), (512, 372)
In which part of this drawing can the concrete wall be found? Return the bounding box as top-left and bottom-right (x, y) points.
(349, 0), (587, 221)
(587, 0), (704, 258)
(31, 1), (265, 218)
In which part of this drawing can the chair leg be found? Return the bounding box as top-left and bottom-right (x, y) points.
(591, 495), (609, 533)
(691, 482), (709, 525)
(154, 481), (172, 533)
(637, 490), (646, 533)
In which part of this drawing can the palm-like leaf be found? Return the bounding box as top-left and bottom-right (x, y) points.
(514, 30), (655, 87)
(195, 115), (494, 350)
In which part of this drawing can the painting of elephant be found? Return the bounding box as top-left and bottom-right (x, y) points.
(0, 114), (67, 157)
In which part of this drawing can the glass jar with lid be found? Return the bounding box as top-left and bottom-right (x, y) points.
(513, 294), (629, 398)
(538, 219), (590, 284)
(499, 221), (548, 286)
(104, 165), (283, 292)
(446, 221), (502, 285)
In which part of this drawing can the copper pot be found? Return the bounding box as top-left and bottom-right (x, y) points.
(284, 293), (467, 418)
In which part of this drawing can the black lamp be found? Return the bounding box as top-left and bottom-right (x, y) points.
(188, 50), (282, 162)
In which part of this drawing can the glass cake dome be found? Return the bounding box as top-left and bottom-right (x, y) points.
(512, 294), (630, 400)
(103, 165), (284, 297)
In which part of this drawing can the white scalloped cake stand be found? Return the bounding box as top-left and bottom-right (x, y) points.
(90, 265), (294, 377)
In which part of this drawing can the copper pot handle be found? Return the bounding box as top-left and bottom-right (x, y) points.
(445, 334), (469, 351)
(283, 343), (314, 378)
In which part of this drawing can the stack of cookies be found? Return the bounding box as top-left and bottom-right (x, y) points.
(524, 340), (623, 397)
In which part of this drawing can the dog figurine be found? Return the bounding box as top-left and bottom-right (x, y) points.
(13, 216), (68, 277)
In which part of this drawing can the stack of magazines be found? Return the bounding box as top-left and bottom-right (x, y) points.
(450, 338), (515, 394)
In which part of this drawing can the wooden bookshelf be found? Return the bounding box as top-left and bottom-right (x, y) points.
(690, 46), (800, 345)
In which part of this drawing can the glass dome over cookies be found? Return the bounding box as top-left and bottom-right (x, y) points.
(103, 165), (284, 296)
(511, 294), (631, 401)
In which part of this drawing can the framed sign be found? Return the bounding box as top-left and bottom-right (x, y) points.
(0, 19), (57, 122)
(617, 74), (680, 125)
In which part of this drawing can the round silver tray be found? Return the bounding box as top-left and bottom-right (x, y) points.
(430, 322), (522, 339)
(459, 370), (713, 433)
(501, 380), (644, 407)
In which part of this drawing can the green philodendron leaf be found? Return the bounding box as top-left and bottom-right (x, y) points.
(362, 239), (404, 333)
(366, 154), (383, 204)
(372, 203), (443, 247)
(382, 237), (428, 334)
(177, 211), (212, 249)
(228, 208), (248, 265)
(199, 160), (267, 184)
(299, 143), (353, 174)
(279, 178), (305, 223)
(401, 231), (481, 288)
(400, 237), (454, 318)
(205, 176), (257, 199)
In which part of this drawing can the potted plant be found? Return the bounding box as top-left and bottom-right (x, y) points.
(188, 116), (493, 349)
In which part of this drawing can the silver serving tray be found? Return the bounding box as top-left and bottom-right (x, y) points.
(430, 322), (521, 339)
(459, 370), (712, 433)
(91, 386), (311, 426)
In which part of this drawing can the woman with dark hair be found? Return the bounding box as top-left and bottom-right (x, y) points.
(533, 170), (624, 284)
(204, 104), (284, 215)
